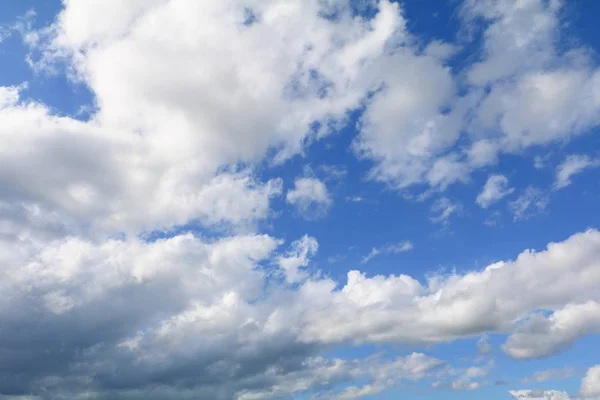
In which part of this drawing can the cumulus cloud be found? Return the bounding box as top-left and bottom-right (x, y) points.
(1, 220), (600, 397)
(581, 365), (600, 398)
(276, 235), (318, 283)
(1, 0), (600, 398)
(554, 154), (600, 189)
(354, 0), (600, 190)
(286, 177), (332, 219)
(476, 175), (514, 208)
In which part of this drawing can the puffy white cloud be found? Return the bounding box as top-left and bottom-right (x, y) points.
(1, 224), (600, 396)
(554, 154), (600, 189)
(354, 0), (600, 190)
(2, 0), (600, 398)
(294, 229), (600, 357)
(276, 235), (318, 283)
(476, 175), (514, 208)
(581, 365), (600, 398)
(286, 177), (332, 219)
(0, 85), (283, 237)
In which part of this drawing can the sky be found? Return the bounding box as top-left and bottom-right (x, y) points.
(0, 0), (600, 399)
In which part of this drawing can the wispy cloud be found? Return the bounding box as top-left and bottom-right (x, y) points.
(362, 241), (413, 264)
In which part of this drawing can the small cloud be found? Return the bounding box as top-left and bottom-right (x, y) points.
(533, 153), (553, 170)
(477, 335), (492, 355)
(286, 177), (332, 220)
(554, 154), (600, 190)
(509, 187), (548, 221)
(476, 175), (514, 208)
(361, 241), (413, 264)
(345, 196), (364, 203)
(520, 367), (574, 384)
(430, 197), (461, 225)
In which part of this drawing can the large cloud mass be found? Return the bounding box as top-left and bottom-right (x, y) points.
(1, 0), (600, 398)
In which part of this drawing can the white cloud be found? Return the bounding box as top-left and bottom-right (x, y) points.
(311, 352), (443, 400)
(353, 0), (600, 190)
(477, 335), (491, 354)
(430, 197), (461, 225)
(296, 229), (600, 357)
(1, 0), (600, 398)
(277, 235), (318, 283)
(450, 365), (489, 391)
(522, 367), (575, 383)
(554, 154), (600, 189)
(509, 187), (548, 221)
(286, 177), (332, 219)
(509, 390), (571, 400)
(476, 175), (514, 208)
(0, 225), (600, 396)
(581, 365), (600, 398)
(503, 301), (600, 359)
(361, 240), (413, 264)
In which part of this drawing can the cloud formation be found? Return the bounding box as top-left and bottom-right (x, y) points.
(1, 0), (600, 398)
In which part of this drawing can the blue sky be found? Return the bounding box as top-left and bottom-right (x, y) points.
(1, 0), (600, 399)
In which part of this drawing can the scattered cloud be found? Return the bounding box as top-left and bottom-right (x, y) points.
(476, 175), (515, 208)
(430, 197), (461, 225)
(361, 240), (413, 264)
(554, 154), (600, 190)
(477, 335), (492, 355)
(286, 177), (333, 220)
(521, 368), (575, 383)
(509, 187), (549, 221)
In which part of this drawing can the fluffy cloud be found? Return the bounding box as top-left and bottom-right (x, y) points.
(554, 154), (600, 189)
(354, 0), (600, 190)
(1, 0), (600, 398)
(503, 301), (600, 359)
(294, 229), (600, 355)
(276, 235), (318, 283)
(286, 177), (332, 219)
(476, 175), (514, 208)
(1, 219), (600, 397)
(581, 365), (600, 399)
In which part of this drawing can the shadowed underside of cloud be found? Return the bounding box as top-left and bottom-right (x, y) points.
(0, 227), (600, 398)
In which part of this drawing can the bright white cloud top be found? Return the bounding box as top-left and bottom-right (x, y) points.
(0, 0), (600, 399)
